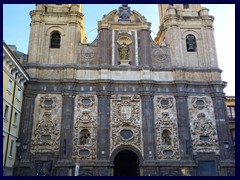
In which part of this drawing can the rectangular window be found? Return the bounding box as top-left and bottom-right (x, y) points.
(14, 112), (18, 124)
(7, 79), (12, 91)
(16, 88), (21, 100)
(227, 106), (235, 121)
(9, 140), (14, 157)
(4, 105), (9, 120)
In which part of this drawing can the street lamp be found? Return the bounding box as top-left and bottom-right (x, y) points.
(15, 139), (28, 176)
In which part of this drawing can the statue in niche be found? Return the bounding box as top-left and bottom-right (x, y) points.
(119, 4), (131, 21)
(162, 130), (172, 145)
(118, 42), (130, 60)
(79, 129), (90, 145)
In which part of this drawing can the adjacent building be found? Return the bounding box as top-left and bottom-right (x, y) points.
(14, 4), (235, 176)
(3, 42), (29, 175)
(225, 96), (235, 145)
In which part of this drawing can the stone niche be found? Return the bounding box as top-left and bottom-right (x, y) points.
(110, 95), (143, 155)
(154, 96), (180, 159)
(31, 94), (62, 153)
(188, 96), (219, 155)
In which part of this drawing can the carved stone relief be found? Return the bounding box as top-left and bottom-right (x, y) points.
(80, 47), (95, 64)
(188, 96), (219, 154)
(110, 95), (143, 155)
(154, 96), (180, 159)
(152, 48), (170, 67)
(31, 94), (62, 153)
(72, 94), (97, 160)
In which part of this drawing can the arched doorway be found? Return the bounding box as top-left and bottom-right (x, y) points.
(113, 150), (139, 176)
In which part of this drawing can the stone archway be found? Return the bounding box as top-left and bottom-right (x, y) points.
(113, 150), (139, 176)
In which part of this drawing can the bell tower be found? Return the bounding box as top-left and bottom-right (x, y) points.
(155, 4), (219, 68)
(27, 4), (85, 74)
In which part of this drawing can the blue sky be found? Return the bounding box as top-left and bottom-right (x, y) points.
(3, 4), (235, 96)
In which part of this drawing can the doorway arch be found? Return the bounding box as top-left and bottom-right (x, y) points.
(113, 150), (139, 176)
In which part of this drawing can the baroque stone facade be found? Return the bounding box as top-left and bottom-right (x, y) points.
(16, 4), (234, 176)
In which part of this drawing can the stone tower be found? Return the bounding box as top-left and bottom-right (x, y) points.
(27, 4), (85, 76)
(156, 4), (218, 68)
(16, 4), (234, 176)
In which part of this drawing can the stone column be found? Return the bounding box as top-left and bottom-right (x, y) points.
(95, 91), (111, 176)
(96, 92), (110, 159)
(14, 90), (37, 176)
(55, 92), (75, 176)
(100, 26), (110, 66)
(174, 91), (193, 160)
(140, 29), (151, 67)
(211, 93), (233, 160)
(141, 81), (157, 176)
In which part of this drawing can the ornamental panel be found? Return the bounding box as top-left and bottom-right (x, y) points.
(188, 96), (219, 155)
(154, 96), (180, 159)
(31, 94), (62, 153)
(110, 95), (143, 155)
(72, 94), (98, 160)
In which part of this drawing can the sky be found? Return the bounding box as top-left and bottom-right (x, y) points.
(3, 4), (235, 96)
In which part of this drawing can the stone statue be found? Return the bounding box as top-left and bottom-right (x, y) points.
(118, 42), (130, 60)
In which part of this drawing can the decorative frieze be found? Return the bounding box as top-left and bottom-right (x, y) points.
(110, 95), (143, 155)
(188, 96), (219, 154)
(31, 94), (62, 153)
(72, 94), (98, 160)
(154, 96), (180, 159)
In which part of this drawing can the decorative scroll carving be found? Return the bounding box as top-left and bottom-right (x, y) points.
(40, 95), (57, 110)
(110, 95), (143, 155)
(77, 95), (95, 109)
(157, 97), (173, 109)
(188, 96), (219, 154)
(159, 170), (180, 176)
(154, 96), (180, 159)
(191, 97), (210, 110)
(31, 94), (62, 153)
(73, 94), (97, 160)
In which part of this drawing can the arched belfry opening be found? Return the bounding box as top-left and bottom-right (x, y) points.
(113, 150), (139, 176)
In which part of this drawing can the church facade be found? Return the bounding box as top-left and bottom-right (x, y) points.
(15, 4), (235, 176)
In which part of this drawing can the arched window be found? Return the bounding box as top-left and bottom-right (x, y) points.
(186, 34), (197, 52)
(50, 32), (61, 48)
